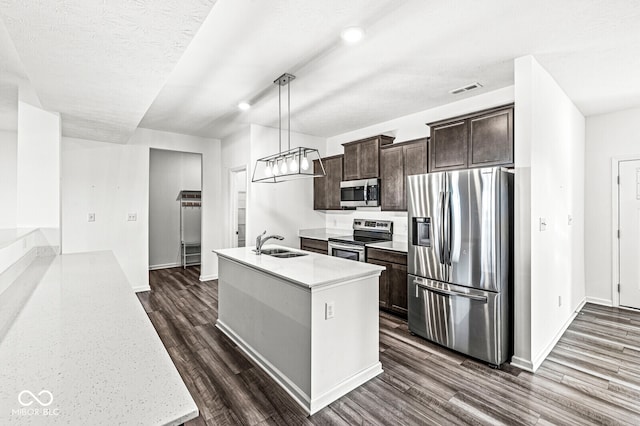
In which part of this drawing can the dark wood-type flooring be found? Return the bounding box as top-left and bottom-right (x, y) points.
(138, 267), (640, 425)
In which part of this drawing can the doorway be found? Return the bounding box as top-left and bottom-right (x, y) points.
(230, 167), (247, 248)
(149, 149), (203, 270)
(619, 159), (640, 309)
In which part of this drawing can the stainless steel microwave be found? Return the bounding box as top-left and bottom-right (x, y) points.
(340, 178), (380, 208)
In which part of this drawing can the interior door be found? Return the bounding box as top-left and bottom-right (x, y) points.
(619, 159), (640, 308)
(236, 191), (246, 247)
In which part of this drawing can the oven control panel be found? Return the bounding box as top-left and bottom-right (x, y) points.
(353, 219), (392, 232)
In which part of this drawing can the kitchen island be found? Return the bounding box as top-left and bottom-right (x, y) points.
(213, 245), (385, 415)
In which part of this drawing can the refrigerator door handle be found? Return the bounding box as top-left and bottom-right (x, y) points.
(413, 277), (488, 303)
(443, 190), (451, 265)
(438, 191), (445, 264)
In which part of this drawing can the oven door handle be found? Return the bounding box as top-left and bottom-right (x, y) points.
(329, 242), (365, 252)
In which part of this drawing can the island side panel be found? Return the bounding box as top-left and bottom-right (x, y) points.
(216, 257), (312, 401)
(309, 274), (383, 413)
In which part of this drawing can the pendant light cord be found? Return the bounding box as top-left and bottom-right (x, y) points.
(278, 81), (282, 154)
(288, 79), (291, 151)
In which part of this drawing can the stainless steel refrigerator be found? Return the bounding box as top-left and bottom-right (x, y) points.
(407, 167), (513, 366)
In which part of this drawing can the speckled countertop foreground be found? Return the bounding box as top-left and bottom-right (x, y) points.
(0, 251), (198, 425)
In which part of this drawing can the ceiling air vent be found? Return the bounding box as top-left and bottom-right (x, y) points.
(449, 82), (483, 95)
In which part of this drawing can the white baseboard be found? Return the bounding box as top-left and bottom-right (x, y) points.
(511, 298), (587, 373)
(149, 262), (181, 271)
(586, 296), (613, 307)
(510, 356), (534, 372)
(529, 297), (586, 372)
(132, 285), (151, 293)
(215, 319), (382, 415)
(309, 363), (383, 415)
(199, 274), (217, 282)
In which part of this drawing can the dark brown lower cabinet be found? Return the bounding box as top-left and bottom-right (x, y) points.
(299, 238), (328, 255)
(366, 247), (408, 317)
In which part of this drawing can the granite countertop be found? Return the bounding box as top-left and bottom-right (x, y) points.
(214, 245), (384, 289)
(0, 251), (198, 425)
(365, 240), (409, 253)
(298, 228), (351, 241)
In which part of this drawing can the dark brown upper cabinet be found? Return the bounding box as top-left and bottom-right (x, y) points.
(342, 135), (394, 181)
(428, 104), (514, 172)
(468, 107), (514, 167)
(380, 138), (428, 211)
(313, 155), (343, 210)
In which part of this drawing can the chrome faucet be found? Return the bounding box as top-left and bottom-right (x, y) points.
(255, 230), (284, 255)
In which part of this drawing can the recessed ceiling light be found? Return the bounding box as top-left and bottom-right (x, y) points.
(238, 102), (251, 111)
(340, 27), (364, 44)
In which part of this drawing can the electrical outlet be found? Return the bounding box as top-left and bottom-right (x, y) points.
(127, 213), (137, 222)
(325, 301), (335, 320)
(539, 217), (547, 231)
(88, 213), (95, 222)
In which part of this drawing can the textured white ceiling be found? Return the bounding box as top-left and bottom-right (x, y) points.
(140, 0), (640, 139)
(0, 16), (27, 131)
(2, 0), (639, 142)
(0, 0), (216, 143)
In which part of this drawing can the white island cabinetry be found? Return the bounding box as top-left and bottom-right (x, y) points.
(214, 245), (384, 415)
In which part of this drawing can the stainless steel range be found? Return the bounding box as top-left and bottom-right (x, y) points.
(328, 219), (393, 262)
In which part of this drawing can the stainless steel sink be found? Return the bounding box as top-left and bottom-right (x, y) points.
(259, 248), (290, 255)
(255, 248), (308, 258)
(269, 252), (308, 258)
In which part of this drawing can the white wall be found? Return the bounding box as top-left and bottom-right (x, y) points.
(62, 128), (221, 290)
(0, 131), (17, 228)
(16, 102), (61, 246)
(585, 107), (640, 305)
(149, 149), (202, 269)
(248, 124), (326, 248)
(324, 86), (516, 238)
(62, 138), (149, 289)
(513, 55), (585, 371)
(220, 127), (251, 249)
(220, 125), (327, 250)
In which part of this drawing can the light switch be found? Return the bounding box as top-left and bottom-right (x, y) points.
(539, 217), (547, 231)
(88, 213), (95, 222)
(325, 301), (335, 320)
(567, 215), (573, 225)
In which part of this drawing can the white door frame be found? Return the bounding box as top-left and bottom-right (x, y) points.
(611, 155), (640, 307)
(229, 165), (248, 248)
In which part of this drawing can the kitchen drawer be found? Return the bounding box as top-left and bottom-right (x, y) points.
(299, 238), (328, 254)
(366, 247), (407, 265)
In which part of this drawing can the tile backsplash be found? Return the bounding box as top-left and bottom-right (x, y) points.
(325, 210), (409, 240)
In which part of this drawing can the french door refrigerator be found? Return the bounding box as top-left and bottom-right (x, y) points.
(407, 167), (513, 366)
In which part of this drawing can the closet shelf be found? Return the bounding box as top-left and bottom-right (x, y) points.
(178, 190), (202, 269)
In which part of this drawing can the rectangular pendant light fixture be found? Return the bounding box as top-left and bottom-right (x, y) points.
(251, 73), (325, 183)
